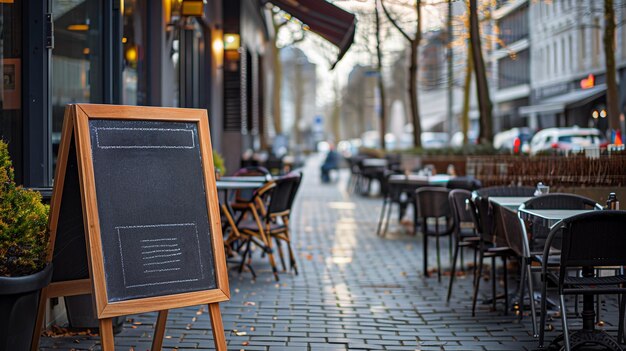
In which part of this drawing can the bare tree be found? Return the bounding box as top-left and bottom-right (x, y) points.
(604, 0), (620, 133)
(270, 11), (305, 137)
(381, 0), (422, 148)
(375, 0), (388, 150)
(469, 0), (492, 144)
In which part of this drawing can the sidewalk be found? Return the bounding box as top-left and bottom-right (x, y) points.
(40, 155), (621, 350)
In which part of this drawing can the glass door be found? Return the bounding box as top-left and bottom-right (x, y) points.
(51, 0), (102, 169)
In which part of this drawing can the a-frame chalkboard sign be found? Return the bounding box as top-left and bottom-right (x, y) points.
(32, 104), (229, 351)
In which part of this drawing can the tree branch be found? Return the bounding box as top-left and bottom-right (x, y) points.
(380, 0), (413, 42)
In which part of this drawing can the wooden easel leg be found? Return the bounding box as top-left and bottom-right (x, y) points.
(99, 318), (115, 351)
(30, 288), (48, 351)
(208, 303), (227, 351)
(151, 310), (169, 351)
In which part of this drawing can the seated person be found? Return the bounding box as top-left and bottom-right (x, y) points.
(321, 146), (339, 183)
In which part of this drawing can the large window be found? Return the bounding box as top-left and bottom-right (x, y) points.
(497, 4), (529, 49)
(122, 0), (148, 105)
(498, 49), (530, 89)
(51, 0), (103, 170)
(0, 1), (23, 182)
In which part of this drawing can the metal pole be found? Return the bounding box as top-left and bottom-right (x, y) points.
(447, 0), (454, 139)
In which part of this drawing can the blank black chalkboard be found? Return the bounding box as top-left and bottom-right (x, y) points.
(88, 119), (216, 302)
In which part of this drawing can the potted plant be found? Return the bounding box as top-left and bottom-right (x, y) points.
(0, 140), (51, 350)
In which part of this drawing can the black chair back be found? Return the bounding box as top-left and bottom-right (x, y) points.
(447, 177), (482, 191)
(476, 185), (535, 197)
(415, 187), (451, 218)
(448, 189), (474, 240)
(521, 193), (600, 210)
(499, 205), (525, 257)
(285, 172), (303, 211)
(267, 176), (299, 218)
(557, 211), (626, 270)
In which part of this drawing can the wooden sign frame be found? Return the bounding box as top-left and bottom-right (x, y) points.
(32, 104), (229, 351)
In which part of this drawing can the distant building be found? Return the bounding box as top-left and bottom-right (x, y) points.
(521, 0), (626, 133)
(340, 65), (378, 140)
(279, 47), (317, 149)
(491, 0), (531, 132)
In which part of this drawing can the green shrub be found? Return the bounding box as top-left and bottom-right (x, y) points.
(212, 150), (226, 176)
(0, 140), (49, 277)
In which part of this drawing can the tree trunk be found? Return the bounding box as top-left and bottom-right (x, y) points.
(409, 40), (422, 148)
(410, 0), (423, 148)
(462, 43), (473, 145)
(375, 0), (387, 150)
(271, 36), (283, 135)
(604, 0), (620, 132)
(469, 0), (493, 144)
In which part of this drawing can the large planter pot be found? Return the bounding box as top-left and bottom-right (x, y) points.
(65, 294), (124, 334)
(0, 263), (53, 351)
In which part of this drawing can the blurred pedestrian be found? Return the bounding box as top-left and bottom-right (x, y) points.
(321, 144), (339, 183)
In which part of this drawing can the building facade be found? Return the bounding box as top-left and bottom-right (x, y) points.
(491, 0), (530, 132)
(522, 0), (626, 133)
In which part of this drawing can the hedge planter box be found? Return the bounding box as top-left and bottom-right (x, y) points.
(0, 264), (53, 351)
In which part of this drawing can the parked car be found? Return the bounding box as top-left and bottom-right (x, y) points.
(529, 127), (608, 155)
(450, 130), (478, 147)
(493, 127), (533, 154)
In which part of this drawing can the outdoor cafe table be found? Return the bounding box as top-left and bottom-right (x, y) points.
(218, 176), (269, 182)
(488, 196), (532, 210)
(517, 208), (610, 349)
(387, 173), (452, 186)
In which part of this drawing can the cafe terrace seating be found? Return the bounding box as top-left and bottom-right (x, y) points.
(538, 211), (626, 351)
(415, 187), (454, 282)
(237, 174), (302, 281)
(446, 189), (480, 302)
(518, 193), (603, 333)
(468, 193), (515, 316)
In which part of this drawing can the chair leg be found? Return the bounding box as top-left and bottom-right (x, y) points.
(526, 264), (538, 338)
(559, 294), (571, 351)
(383, 199), (393, 236)
(447, 243), (460, 302)
(491, 256), (497, 312)
(502, 256), (508, 315)
(538, 270), (549, 348)
(435, 219), (442, 283)
(376, 199), (388, 236)
(423, 218), (429, 277)
(275, 237), (287, 272)
(617, 293), (625, 345)
(460, 245), (466, 273)
(518, 258), (527, 322)
(286, 240), (298, 275)
(472, 250), (485, 317)
(239, 239), (252, 274)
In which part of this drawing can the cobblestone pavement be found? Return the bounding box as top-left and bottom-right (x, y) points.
(40, 156), (623, 350)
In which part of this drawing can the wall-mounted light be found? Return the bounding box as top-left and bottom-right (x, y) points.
(125, 45), (138, 63)
(224, 33), (240, 50)
(181, 0), (205, 17)
(67, 24), (89, 31)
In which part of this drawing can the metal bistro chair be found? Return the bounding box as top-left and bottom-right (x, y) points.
(499, 205), (539, 335)
(238, 176), (300, 281)
(520, 193), (602, 331)
(415, 187), (454, 282)
(469, 193), (515, 316)
(538, 211), (626, 351)
(446, 189), (480, 302)
(376, 172), (423, 237)
(446, 176), (482, 192)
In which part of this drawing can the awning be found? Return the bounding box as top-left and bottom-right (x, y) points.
(263, 0), (356, 68)
(519, 84), (606, 116)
